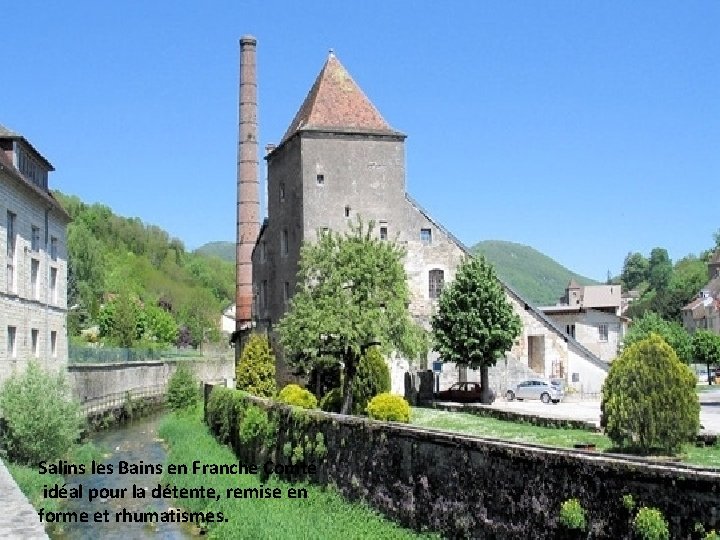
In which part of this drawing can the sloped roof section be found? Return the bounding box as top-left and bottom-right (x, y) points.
(281, 52), (400, 143)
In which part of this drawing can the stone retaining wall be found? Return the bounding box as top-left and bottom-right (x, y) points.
(68, 356), (234, 408)
(206, 387), (720, 539)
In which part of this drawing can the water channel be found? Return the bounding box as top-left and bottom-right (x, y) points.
(51, 412), (193, 540)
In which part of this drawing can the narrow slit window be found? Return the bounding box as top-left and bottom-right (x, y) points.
(316, 174), (325, 185)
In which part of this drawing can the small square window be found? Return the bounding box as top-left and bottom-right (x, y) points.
(572, 372), (580, 383)
(420, 228), (432, 245)
(380, 227), (388, 240)
(316, 174), (325, 185)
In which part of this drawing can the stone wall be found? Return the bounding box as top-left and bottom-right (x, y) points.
(208, 388), (720, 539)
(68, 356), (234, 406)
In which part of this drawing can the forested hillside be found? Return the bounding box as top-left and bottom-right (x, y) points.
(194, 241), (235, 262)
(472, 240), (597, 306)
(56, 192), (234, 348)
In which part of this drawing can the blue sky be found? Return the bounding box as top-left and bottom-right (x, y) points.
(3, 1), (718, 281)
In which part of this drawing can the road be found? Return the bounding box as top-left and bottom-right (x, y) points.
(485, 386), (720, 433)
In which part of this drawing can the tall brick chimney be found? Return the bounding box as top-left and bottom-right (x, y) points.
(236, 35), (260, 330)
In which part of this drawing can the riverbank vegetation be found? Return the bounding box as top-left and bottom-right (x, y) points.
(159, 407), (438, 538)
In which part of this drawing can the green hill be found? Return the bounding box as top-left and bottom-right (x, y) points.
(195, 241), (235, 262)
(55, 192), (234, 347)
(472, 240), (597, 306)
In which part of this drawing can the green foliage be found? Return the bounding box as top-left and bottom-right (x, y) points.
(601, 334), (700, 454)
(0, 362), (83, 465)
(621, 252), (649, 291)
(166, 365), (199, 411)
(432, 255), (521, 402)
(351, 347), (391, 415)
(278, 219), (426, 414)
(692, 330), (720, 379)
(558, 498), (587, 531)
(623, 312), (692, 364)
(54, 191), (233, 345)
(194, 241), (235, 262)
(320, 388), (343, 413)
(472, 240), (597, 306)
(143, 304), (178, 344)
(622, 494), (636, 512)
(366, 393), (410, 423)
(236, 333), (277, 398)
(633, 507), (669, 540)
(308, 356), (342, 399)
(206, 386), (241, 443)
(238, 405), (276, 449)
(277, 384), (318, 409)
(705, 530), (720, 540)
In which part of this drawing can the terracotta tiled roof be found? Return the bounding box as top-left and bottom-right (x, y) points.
(281, 52), (398, 143)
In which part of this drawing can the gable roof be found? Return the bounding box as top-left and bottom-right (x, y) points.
(404, 194), (608, 373)
(280, 52), (402, 144)
(0, 123), (54, 170)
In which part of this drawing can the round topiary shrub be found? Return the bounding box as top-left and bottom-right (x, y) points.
(352, 347), (391, 415)
(601, 333), (700, 454)
(236, 333), (277, 398)
(277, 384), (317, 409)
(167, 364), (200, 411)
(366, 393), (410, 423)
(319, 387), (343, 413)
(0, 361), (83, 465)
(559, 498), (587, 531)
(633, 507), (669, 540)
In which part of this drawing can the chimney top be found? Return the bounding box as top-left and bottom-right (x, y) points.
(240, 35), (257, 46)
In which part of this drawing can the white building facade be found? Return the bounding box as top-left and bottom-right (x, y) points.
(0, 125), (70, 384)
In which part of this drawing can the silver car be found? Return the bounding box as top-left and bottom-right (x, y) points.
(506, 379), (563, 404)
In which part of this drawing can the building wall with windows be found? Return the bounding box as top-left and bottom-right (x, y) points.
(538, 309), (626, 363)
(0, 125), (70, 385)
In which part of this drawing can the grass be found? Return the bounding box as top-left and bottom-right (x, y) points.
(410, 407), (720, 468)
(159, 406), (439, 539)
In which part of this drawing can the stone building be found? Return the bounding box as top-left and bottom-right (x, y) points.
(250, 52), (608, 394)
(0, 124), (70, 384)
(539, 280), (629, 363)
(681, 251), (720, 334)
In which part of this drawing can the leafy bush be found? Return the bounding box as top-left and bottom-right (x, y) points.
(206, 386), (240, 443)
(0, 362), (83, 465)
(320, 388), (343, 413)
(143, 304), (178, 345)
(366, 393), (410, 423)
(238, 405), (277, 448)
(622, 494), (636, 512)
(705, 530), (720, 540)
(236, 333), (277, 398)
(601, 333), (700, 454)
(558, 498), (587, 531)
(633, 507), (669, 540)
(352, 347), (391, 415)
(277, 384), (317, 409)
(166, 364), (199, 411)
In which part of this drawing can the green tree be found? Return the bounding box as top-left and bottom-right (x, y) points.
(692, 330), (720, 385)
(143, 304), (178, 345)
(431, 256), (522, 404)
(623, 311), (692, 363)
(621, 252), (649, 291)
(278, 220), (425, 415)
(236, 333), (277, 397)
(0, 362), (83, 465)
(648, 248), (672, 292)
(166, 364), (199, 411)
(352, 347), (391, 414)
(601, 334), (699, 454)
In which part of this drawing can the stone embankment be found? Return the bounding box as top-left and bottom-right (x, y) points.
(0, 459), (48, 539)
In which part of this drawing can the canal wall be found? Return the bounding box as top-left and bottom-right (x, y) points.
(0, 459), (49, 539)
(69, 356), (234, 416)
(205, 386), (720, 539)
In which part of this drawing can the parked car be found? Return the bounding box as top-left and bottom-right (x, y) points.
(435, 382), (495, 403)
(506, 379), (563, 404)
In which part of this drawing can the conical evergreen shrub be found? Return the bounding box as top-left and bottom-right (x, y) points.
(236, 333), (277, 398)
(601, 333), (699, 454)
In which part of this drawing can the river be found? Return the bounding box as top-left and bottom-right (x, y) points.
(51, 412), (194, 540)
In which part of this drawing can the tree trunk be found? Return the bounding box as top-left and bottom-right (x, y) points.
(340, 350), (357, 414)
(708, 362), (713, 385)
(480, 364), (494, 404)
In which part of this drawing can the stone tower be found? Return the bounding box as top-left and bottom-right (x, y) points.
(236, 35), (260, 331)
